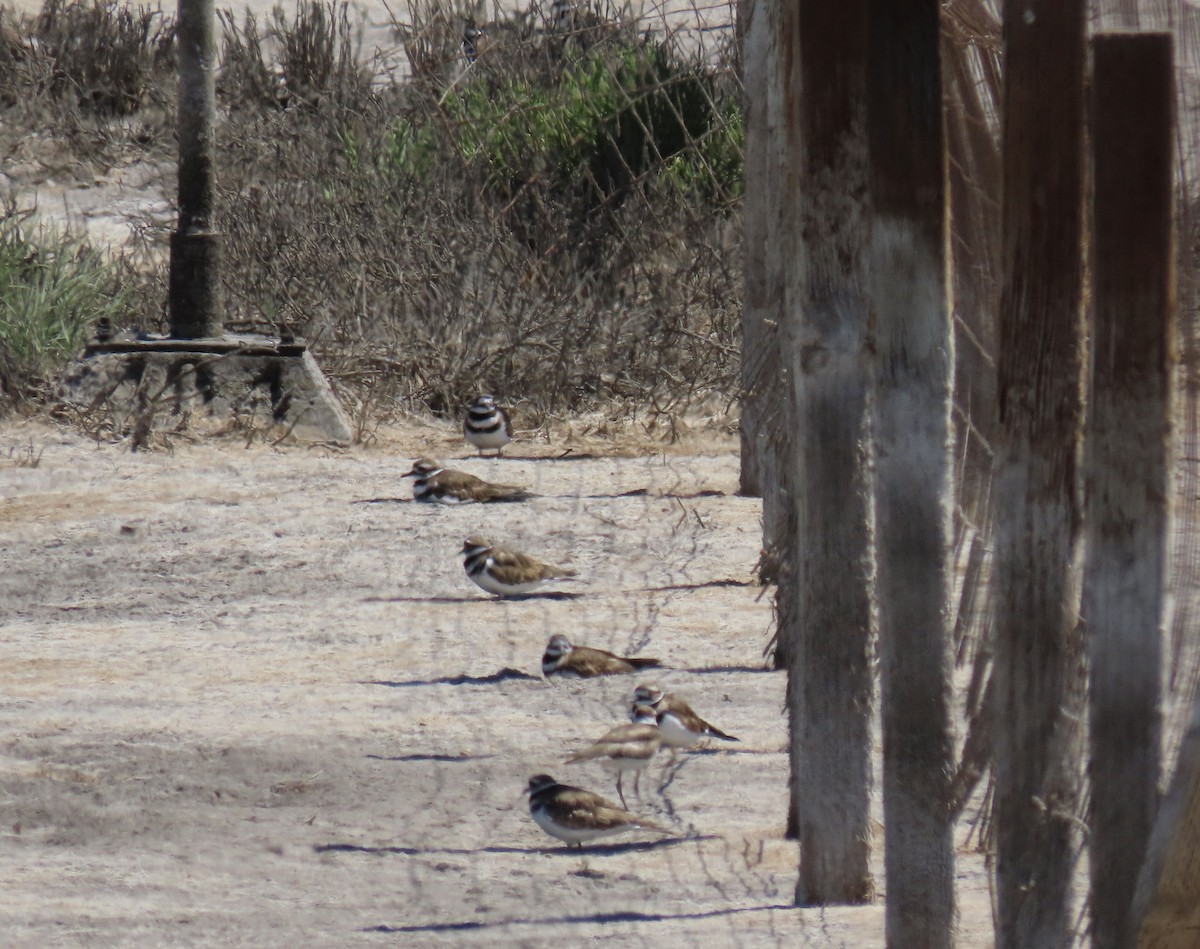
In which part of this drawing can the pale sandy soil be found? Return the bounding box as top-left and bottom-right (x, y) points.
(0, 417), (1000, 947)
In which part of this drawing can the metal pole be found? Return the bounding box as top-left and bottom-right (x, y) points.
(169, 0), (222, 339)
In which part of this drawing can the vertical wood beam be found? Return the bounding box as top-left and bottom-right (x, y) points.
(784, 0), (875, 904)
(993, 0), (1087, 945)
(1087, 31), (1175, 949)
(866, 0), (956, 943)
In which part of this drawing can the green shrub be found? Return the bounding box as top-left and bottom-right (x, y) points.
(0, 204), (135, 402)
(385, 35), (742, 204)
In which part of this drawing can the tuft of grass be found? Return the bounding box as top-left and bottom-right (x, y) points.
(34, 0), (175, 116)
(0, 198), (138, 403)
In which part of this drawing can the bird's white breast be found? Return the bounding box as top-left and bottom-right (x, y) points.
(658, 713), (702, 748)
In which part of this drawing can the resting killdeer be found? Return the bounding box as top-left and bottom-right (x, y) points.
(632, 683), (739, 748)
(564, 704), (661, 807)
(461, 536), (577, 597)
(464, 395), (513, 456)
(403, 458), (533, 504)
(525, 774), (670, 848)
(542, 634), (661, 678)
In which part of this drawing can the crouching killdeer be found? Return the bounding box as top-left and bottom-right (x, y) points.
(632, 683), (739, 748)
(461, 536), (578, 597)
(525, 774), (671, 848)
(403, 458), (533, 504)
(564, 705), (661, 807)
(464, 394), (513, 456)
(542, 634), (660, 678)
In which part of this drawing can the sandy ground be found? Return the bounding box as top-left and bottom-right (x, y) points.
(1, 3), (1000, 942)
(0, 417), (1001, 947)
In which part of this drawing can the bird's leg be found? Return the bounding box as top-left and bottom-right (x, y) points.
(633, 770), (641, 801)
(616, 773), (627, 809)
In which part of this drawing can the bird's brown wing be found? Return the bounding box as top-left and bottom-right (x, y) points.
(669, 699), (739, 741)
(489, 544), (575, 579)
(569, 647), (634, 676)
(566, 724), (660, 762)
(551, 789), (670, 835)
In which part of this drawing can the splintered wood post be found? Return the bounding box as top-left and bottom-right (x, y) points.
(742, 0), (798, 666)
(738, 0), (783, 503)
(866, 0), (955, 943)
(993, 1), (1087, 946)
(783, 0), (874, 903)
(170, 0), (222, 339)
(1087, 32), (1175, 949)
(738, 0), (768, 498)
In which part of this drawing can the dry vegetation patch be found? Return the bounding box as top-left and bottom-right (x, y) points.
(0, 0), (743, 439)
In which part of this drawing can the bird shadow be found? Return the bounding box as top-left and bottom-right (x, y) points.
(462, 452), (603, 462)
(676, 664), (781, 675)
(363, 592), (587, 605)
(644, 578), (755, 592)
(314, 835), (709, 861)
(349, 488), (727, 503)
(362, 901), (794, 935)
(360, 668), (542, 688)
(365, 753), (498, 763)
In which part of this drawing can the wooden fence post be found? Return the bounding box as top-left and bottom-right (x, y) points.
(993, 0), (1087, 945)
(866, 0), (956, 943)
(782, 0), (875, 903)
(1087, 31), (1175, 949)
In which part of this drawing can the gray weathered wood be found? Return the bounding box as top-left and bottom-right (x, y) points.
(741, 0), (798, 670)
(779, 0), (875, 904)
(866, 0), (956, 944)
(1135, 691), (1200, 948)
(992, 1), (1088, 946)
(1086, 31), (1175, 949)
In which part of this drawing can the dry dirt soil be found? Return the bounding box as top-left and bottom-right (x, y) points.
(0, 417), (998, 947)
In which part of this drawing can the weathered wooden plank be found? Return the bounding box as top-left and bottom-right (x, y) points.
(1087, 31), (1176, 949)
(866, 0), (956, 944)
(779, 0), (876, 904)
(992, 0), (1088, 946)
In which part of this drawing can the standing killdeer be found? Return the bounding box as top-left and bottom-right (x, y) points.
(463, 395), (513, 456)
(632, 683), (739, 748)
(524, 774), (670, 848)
(403, 458), (533, 504)
(462, 18), (485, 63)
(542, 634), (660, 678)
(461, 536), (577, 597)
(564, 704), (661, 807)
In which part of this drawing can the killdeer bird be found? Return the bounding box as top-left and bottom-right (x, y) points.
(461, 536), (577, 597)
(524, 774), (670, 848)
(632, 683), (739, 748)
(542, 634), (660, 678)
(462, 19), (485, 63)
(463, 394), (513, 456)
(564, 704), (661, 807)
(549, 0), (575, 32)
(403, 458), (533, 504)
